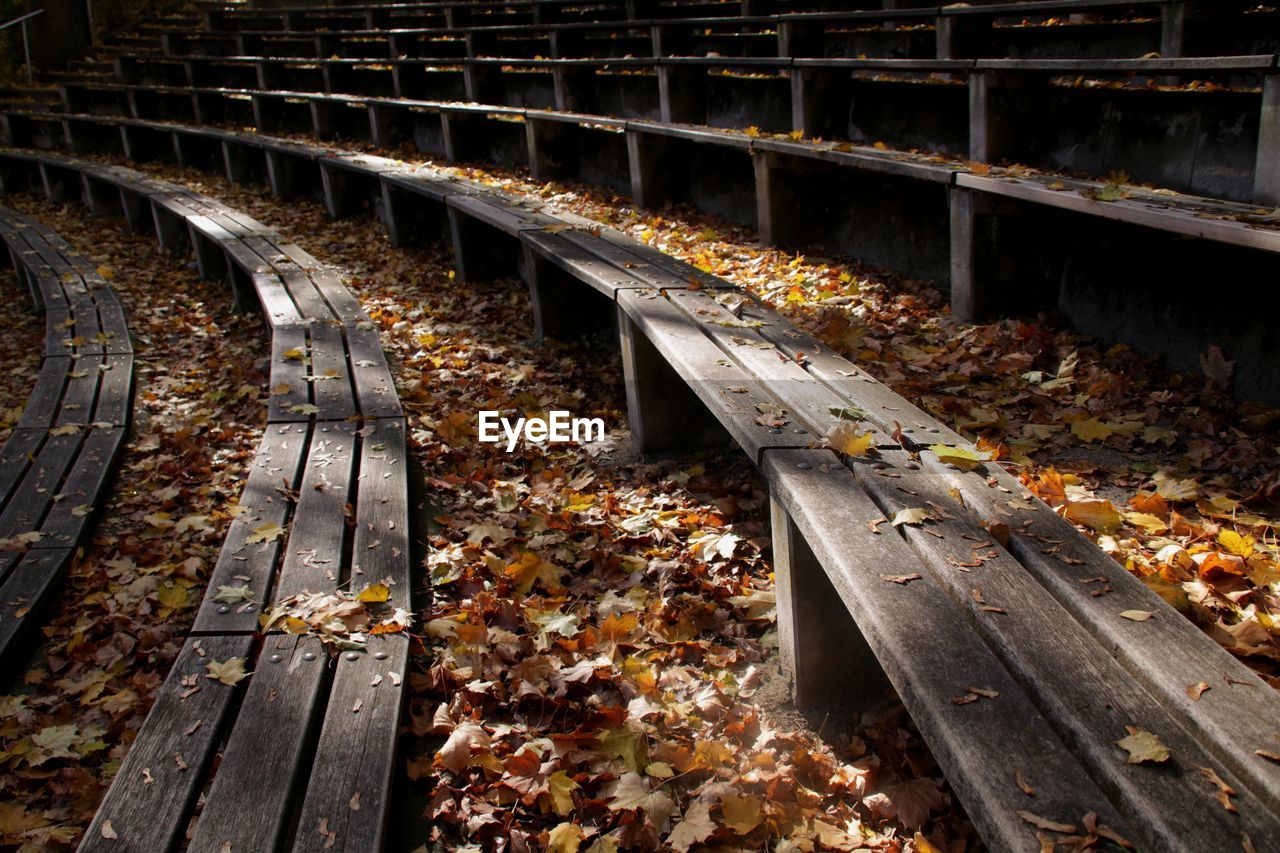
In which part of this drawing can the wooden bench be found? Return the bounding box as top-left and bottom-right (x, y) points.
(23, 124), (1280, 849)
(0, 206), (133, 670)
(0, 150), (412, 853)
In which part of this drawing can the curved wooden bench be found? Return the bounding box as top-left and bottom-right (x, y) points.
(0, 205), (133, 670)
(0, 150), (411, 853)
(11, 125), (1280, 849)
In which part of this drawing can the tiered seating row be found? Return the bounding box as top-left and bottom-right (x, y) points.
(9, 124), (1280, 849)
(0, 206), (133, 668)
(68, 52), (1280, 206)
(0, 151), (411, 853)
(175, 0), (1276, 62)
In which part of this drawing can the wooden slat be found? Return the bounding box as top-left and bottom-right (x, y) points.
(14, 358), (72, 431)
(922, 451), (1280, 818)
(764, 447), (1133, 849)
(350, 418), (410, 599)
(80, 634), (255, 853)
(0, 433), (82, 548)
(274, 422), (357, 602)
(848, 449), (1280, 847)
(347, 325), (402, 419)
(36, 427), (127, 551)
(193, 423), (310, 633)
(309, 321), (359, 421)
(0, 429), (46, 513)
(291, 634), (409, 853)
(188, 634), (331, 853)
(0, 548), (76, 667)
(269, 327), (315, 423)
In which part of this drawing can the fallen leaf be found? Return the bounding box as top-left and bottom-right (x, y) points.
(205, 658), (249, 687)
(1116, 728), (1171, 764)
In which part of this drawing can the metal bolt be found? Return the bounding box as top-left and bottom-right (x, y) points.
(768, 428), (782, 435)
(374, 651), (388, 660)
(797, 462), (812, 470)
(793, 428), (808, 435)
(302, 652), (317, 661)
(269, 653), (283, 663)
(344, 652), (359, 661)
(245, 604), (256, 612)
(217, 605), (230, 614)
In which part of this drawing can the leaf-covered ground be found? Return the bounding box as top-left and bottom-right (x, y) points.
(0, 193), (267, 848)
(0, 257), (44, 443)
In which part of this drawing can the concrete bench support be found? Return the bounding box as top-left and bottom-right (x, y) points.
(616, 307), (728, 457)
(790, 66), (850, 140)
(553, 66), (596, 113)
(519, 245), (613, 341)
(626, 130), (677, 209)
(770, 493), (882, 707)
(222, 140), (263, 186)
(658, 66), (707, 125)
(753, 151), (821, 248)
(525, 118), (579, 182)
(1255, 76), (1280, 205)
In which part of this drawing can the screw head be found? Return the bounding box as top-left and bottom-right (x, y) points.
(768, 427), (781, 434)
(268, 653), (283, 663)
(344, 652), (359, 661)
(302, 652), (317, 661)
(245, 604), (256, 612)
(793, 428), (807, 435)
(797, 462), (812, 470)
(374, 651), (388, 660)
(217, 605), (230, 614)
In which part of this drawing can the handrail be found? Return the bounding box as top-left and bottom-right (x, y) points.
(0, 8), (43, 83)
(0, 9), (43, 31)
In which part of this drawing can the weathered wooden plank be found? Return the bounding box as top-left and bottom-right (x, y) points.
(0, 549), (75, 669)
(188, 635), (331, 853)
(0, 430), (46, 514)
(192, 423), (310, 633)
(763, 447), (1133, 850)
(346, 326), (403, 419)
(849, 448), (1280, 847)
(616, 289), (807, 462)
(663, 288), (893, 447)
(269, 326), (315, 424)
(292, 634), (409, 853)
(922, 450), (1280, 817)
(92, 355), (134, 427)
(79, 634), (255, 853)
(309, 321), (360, 421)
(35, 427), (127, 551)
(273, 422), (357, 601)
(0, 433), (82, 548)
(351, 418), (410, 599)
(14, 358), (72, 432)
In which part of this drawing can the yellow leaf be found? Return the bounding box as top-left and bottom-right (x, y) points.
(1070, 418), (1113, 443)
(50, 424), (82, 436)
(546, 770), (579, 816)
(96, 266), (114, 280)
(1218, 530), (1255, 558)
(245, 522), (285, 544)
(1116, 728), (1170, 764)
(827, 422), (874, 457)
(744, 125), (761, 138)
(929, 443), (991, 471)
(156, 583), (189, 610)
(356, 582), (390, 603)
(719, 794), (763, 833)
(270, 383), (293, 395)
(546, 823), (583, 853)
(1064, 498), (1122, 534)
(282, 347), (305, 361)
(205, 657), (249, 686)
(1122, 512), (1167, 534)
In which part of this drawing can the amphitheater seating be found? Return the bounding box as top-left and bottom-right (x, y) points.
(0, 150), (411, 852)
(5, 0), (1279, 847)
(6, 113), (1280, 846)
(0, 206), (133, 668)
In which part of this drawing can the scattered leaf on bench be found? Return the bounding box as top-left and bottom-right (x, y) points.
(880, 573), (923, 585)
(892, 507), (930, 527)
(1014, 768), (1036, 796)
(1116, 727), (1171, 764)
(205, 657), (249, 687)
(1064, 498), (1122, 534)
(1120, 610), (1154, 622)
(246, 522), (286, 544)
(1255, 749), (1280, 763)
(100, 820), (118, 840)
(213, 585), (254, 604)
(827, 422), (873, 457)
(1199, 766), (1237, 812)
(928, 444), (991, 471)
(1187, 681), (1211, 701)
(1017, 811), (1077, 834)
(282, 346), (305, 360)
(356, 582), (390, 603)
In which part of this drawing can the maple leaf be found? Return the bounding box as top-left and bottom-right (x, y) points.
(282, 347), (306, 361)
(1064, 498), (1122, 534)
(1116, 727), (1170, 764)
(667, 800), (715, 852)
(213, 585), (254, 604)
(28, 725), (83, 765)
(246, 522), (286, 544)
(929, 444), (991, 471)
(607, 773), (677, 833)
(891, 507), (930, 527)
(436, 722), (490, 773)
(356, 582), (390, 603)
(1070, 418), (1113, 443)
(173, 514), (213, 535)
(864, 778), (947, 828)
(719, 794), (763, 833)
(205, 658), (249, 687)
(827, 422), (874, 457)
(545, 771), (579, 816)
(546, 823), (584, 853)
